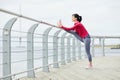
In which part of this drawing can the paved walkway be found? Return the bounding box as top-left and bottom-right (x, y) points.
(21, 56), (120, 80)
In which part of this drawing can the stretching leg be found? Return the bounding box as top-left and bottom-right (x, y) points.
(84, 38), (92, 62)
(66, 30), (92, 67)
(66, 30), (84, 42)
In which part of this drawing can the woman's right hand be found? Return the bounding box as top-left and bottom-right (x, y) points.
(57, 19), (63, 28)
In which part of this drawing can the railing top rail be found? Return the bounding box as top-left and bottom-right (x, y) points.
(91, 36), (120, 38)
(0, 8), (59, 28)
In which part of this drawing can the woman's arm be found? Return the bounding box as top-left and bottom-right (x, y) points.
(61, 25), (75, 31)
(58, 20), (79, 31)
(61, 23), (80, 31)
(57, 20), (77, 31)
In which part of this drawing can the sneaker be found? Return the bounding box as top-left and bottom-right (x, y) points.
(85, 64), (93, 69)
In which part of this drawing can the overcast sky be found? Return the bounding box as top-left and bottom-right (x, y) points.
(0, 0), (120, 36)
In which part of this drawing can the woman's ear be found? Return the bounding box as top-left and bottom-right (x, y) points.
(75, 17), (77, 21)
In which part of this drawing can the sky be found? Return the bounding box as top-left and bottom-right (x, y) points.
(0, 0), (120, 36)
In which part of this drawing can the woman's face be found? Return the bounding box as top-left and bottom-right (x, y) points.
(72, 16), (77, 22)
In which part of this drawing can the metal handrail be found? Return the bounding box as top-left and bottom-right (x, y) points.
(0, 57), (75, 80)
(91, 36), (120, 38)
(0, 8), (59, 28)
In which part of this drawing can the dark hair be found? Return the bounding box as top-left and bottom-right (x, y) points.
(72, 13), (82, 22)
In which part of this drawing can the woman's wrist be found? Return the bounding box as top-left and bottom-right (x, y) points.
(60, 25), (63, 28)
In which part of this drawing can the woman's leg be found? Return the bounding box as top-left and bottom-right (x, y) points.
(84, 37), (92, 67)
(66, 30), (92, 67)
(66, 30), (84, 42)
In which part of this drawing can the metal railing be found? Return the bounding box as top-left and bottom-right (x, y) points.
(0, 8), (120, 80)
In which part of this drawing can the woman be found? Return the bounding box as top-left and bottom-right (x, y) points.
(57, 13), (93, 68)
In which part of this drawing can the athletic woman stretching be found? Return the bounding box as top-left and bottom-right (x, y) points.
(57, 13), (93, 68)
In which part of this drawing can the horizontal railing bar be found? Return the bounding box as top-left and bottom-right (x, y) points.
(11, 41), (27, 42)
(10, 49), (57, 53)
(0, 54), (73, 66)
(34, 49), (55, 51)
(0, 57), (77, 80)
(91, 36), (120, 38)
(0, 8), (59, 28)
(1, 35), (119, 39)
(11, 41), (55, 43)
(9, 41), (67, 44)
(47, 55), (55, 57)
(34, 37), (43, 38)
(0, 52), (4, 53)
(11, 29), (28, 34)
(34, 49), (42, 51)
(1, 30), (119, 39)
(1, 36), (120, 39)
(0, 60), (27, 66)
(11, 50), (27, 53)
(34, 42), (57, 43)
(9, 36), (27, 38)
(42, 49), (55, 50)
(1, 29), (61, 39)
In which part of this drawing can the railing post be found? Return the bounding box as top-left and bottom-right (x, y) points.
(2, 18), (17, 80)
(102, 38), (105, 56)
(67, 35), (71, 63)
(53, 30), (61, 68)
(72, 36), (76, 61)
(75, 39), (78, 60)
(42, 27), (52, 72)
(99, 38), (101, 46)
(77, 39), (82, 60)
(92, 38), (95, 57)
(27, 24), (39, 78)
(61, 32), (67, 65)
